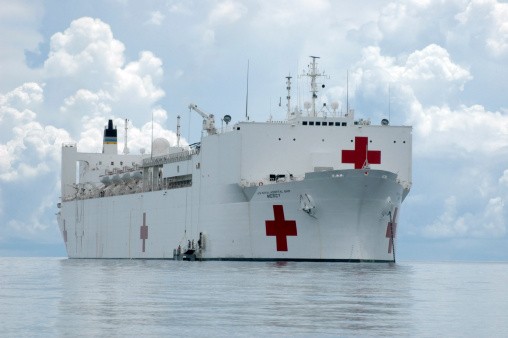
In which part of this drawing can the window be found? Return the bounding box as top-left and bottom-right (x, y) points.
(309, 121), (314, 126)
(111, 161), (114, 165)
(342, 122), (347, 126)
(335, 122), (340, 126)
(302, 121), (308, 125)
(120, 161), (123, 166)
(316, 122), (321, 126)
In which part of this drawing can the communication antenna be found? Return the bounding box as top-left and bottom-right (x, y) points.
(245, 60), (250, 121)
(346, 70), (349, 116)
(177, 115), (181, 147)
(388, 83), (391, 122)
(123, 118), (129, 154)
(150, 110), (154, 159)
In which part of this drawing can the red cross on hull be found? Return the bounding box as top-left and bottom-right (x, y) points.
(386, 208), (398, 254)
(342, 136), (381, 169)
(265, 205), (297, 251)
(140, 212), (149, 252)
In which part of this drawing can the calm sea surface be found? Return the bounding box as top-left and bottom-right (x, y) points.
(1, 258), (507, 337)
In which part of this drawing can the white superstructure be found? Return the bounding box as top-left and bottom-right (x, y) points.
(57, 58), (412, 262)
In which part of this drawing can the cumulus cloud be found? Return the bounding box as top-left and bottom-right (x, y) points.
(423, 196), (505, 238)
(346, 44), (508, 160)
(410, 104), (508, 157)
(0, 83), (71, 182)
(456, 0), (508, 57)
(43, 17), (165, 123)
(351, 44), (471, 108)
(44, 17), (125, 79)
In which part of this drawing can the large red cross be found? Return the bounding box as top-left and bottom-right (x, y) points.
(265, 205), (297, 251)
(342, 136), (381, 169)
(140, 212), (149, 252)
(386, 208), (398, 254)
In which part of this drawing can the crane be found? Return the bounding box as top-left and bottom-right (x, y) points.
(188, 103), (217, 135)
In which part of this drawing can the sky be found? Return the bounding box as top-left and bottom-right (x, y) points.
(1, 0), (507, 260)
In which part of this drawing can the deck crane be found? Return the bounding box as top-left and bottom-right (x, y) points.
(188, 103), (217, 135)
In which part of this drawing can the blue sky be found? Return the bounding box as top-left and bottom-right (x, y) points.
(1, 0), (508, 260)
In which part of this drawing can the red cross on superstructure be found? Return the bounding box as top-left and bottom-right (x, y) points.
(265, 205), (297, 251)
(342, 136), (381, 169)
(140, 212), (149, 253)
(386, 208), (398, 254)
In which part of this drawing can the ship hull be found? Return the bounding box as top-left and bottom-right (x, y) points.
(58, 169), (404, 262)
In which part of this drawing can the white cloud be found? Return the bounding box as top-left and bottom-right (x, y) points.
(499, 169), (508, 186)
(350, 44), (471, 108)
(423, 195), (506, 238)
(345, 44), (508, 159)
(146, 11), (165, 25)
(6, 182), (60, 240)
(208, 0), (247, 26)
(44, 17), (125, 79)
(0, 84), (72, 182)
(61, 89), (112, 115)
(0, 82), (44, 109)
(404, 44), (471, 85)
(456, 0), (508, 57)
(117, 51), (164, 102)
(44, 17), (165, 124)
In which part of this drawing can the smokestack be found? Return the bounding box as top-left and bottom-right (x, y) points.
(103, 119), (118, 154)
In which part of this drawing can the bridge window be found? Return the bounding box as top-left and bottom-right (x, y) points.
(309, 121), (314, 126)
(302, 121), (308, 125)
(316, 122), (321, 126)
(342, 122), (347, 126)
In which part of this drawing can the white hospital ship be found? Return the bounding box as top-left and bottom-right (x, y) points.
(57, 57), (412, 262)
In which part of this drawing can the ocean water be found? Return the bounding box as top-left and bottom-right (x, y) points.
(1, 258), (507, 337)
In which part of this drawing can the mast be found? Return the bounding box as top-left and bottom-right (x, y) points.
(286, 75), (292, 119)
(123, 118), (129, 154)
(301, 56), (328, 117)
(177, 115), (181, 147)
